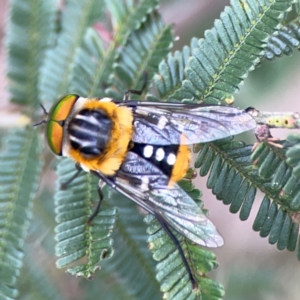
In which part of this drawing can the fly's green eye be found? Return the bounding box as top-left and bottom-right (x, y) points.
(46, 94), (79, 155)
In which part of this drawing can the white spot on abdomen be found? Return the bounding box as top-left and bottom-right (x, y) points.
(167, 153), (176, 165)
(143, 145), (153, 158)
(155, 148), (165, 161)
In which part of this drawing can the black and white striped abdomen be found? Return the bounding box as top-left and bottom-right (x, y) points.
(130, 143), (179, 178)
(67, 108), (112, 157)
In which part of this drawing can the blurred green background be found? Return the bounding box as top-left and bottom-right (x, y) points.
(1, 0), (300, 299)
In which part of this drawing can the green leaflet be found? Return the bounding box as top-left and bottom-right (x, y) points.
(6, 0), (57, 107)
(70, 28), (107, 97)
(195, 137), (300, 265)
(101, 190), (161, 299)
(106, 12), (173, 99)
(148, 39), (197, 102)
(0, 128), (43, 299)
(252, 141), (300, 210)
(106, 0), (159, 43)
(145, 181), (224, 300)
(20, 247), (64, 300)
(39, 0), (105, 103)
(54, 159), (116, 277)
(151, 0), (295, 104)
(286, 134), (300, 181)
(3, 0), (300, 299)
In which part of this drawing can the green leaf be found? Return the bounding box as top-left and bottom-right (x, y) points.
(106, 0), (159, 44)
(145, 182), (224, 300)
(152, 0), (295, 104)
(54, 159), (116, 278)
(194, 137), (300, 262)
(195, 139), (256, 218)
(251, 141), (300, 211)
(265, 18), (300, 60)
(101, 190), (161, 300)
(70, 27), (107, 97)
(149, 39), (197, 102)
(286, 134), (300, 180)
(20, 248), (64, 300)
(0, 128), (43, 299)
(39, 0), (105, 103)
(67, 1), (163, 100)
(106, 11), (173, 99)
(252, 198), (299, 252)
(6, 0), (57, 107)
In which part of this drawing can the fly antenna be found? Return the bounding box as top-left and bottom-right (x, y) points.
(32, 103), (48, 126)
(40, 103), (48, 116)
(32, 120), (47, 126)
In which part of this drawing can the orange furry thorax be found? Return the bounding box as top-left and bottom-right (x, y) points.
(67, 99), (133, 175)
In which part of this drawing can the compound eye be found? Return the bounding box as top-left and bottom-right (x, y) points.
(46, 94), (79, 155)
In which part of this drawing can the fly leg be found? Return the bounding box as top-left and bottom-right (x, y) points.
(87, 171), (115, 224)
(87, 169), (198, 287)
(60, 162), (82, 190)
(87, 179), (105, 224)
(123, 72), (148, 101)
(155, 214), (197, 289)
(246, 107), (282, 151)
(62, 167), (105, 224)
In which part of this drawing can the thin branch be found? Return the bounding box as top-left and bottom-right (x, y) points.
(247, 107), (300, 129)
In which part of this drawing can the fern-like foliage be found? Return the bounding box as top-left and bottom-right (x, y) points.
(39, 0), (105, 103)
(50, 1), (296, 299)
(251, 141), (300, 210)
(196, 135), (300, 258)
(145, 180), (224, 300)
(54, 159), (116, 277)
(1, 1), (51, 298)
(70, 0), (160, 99)
(265, 18), (300, 59)
(106, 11), (173, 99)
(253, 197), (299, 251)
(286, 134), (300, 180)
(70, 27), (107, 97)
(147, 38), (198, 102)
(150, 0), (295, 104)
(52, 5), (173, 282)
(106, 0), (159, 44)
(100, 190), (161, 300)
(0, 128), (43, 299)
(146, 0), (299, 274)
(195, 138), (257, 219)
(20, 247), (64, 300)
(6, 0), (56, 107)
(3, 0), (300, 299)
(264, 0), (300, 60)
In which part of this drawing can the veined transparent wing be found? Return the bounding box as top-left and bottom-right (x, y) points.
(124, 102), (256, 145)
(105, 151), (223, 247)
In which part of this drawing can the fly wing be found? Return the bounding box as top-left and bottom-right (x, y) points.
(127, 102), (256, 145)
(107, 151), (223, 247)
